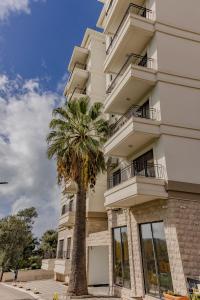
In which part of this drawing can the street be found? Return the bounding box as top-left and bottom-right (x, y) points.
(0, 284), (34, 300)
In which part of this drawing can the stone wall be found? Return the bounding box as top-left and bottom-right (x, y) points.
(2, 269), (54, 282)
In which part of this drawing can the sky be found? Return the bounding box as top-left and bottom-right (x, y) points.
(0, 0), (103, 236)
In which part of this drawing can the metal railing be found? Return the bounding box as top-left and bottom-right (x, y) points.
(57, 250), (71, 259)
(106, 53), (153, 94)
(109, 104), (157, 137)
(108, 162), (164, 189)
(61, 201), (75, 216)
(106, 3), (153, 55)
(105, 0), (114, 16)
(68, 62), (87, 83)
(43, 252), (56, 259)
(68, 87), (87, 101)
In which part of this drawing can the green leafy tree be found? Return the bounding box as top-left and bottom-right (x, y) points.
(40, 229), (58, 258)
(47, 98), (108, 296)
(17, 207), (39, 269)
(0, 215), (30, 281)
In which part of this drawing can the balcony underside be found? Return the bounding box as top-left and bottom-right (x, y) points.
(59, 212), (75, 229)
(68, 92), (87, 101)
(104, 176), (168, 208)
(104, 0), (147, 34)
(68, 46), (89, 72)
(104, 65), (156, 114)
(104, 117), (160, 158)
(66, 68), (89, 95)
(105, 13), (155, 73)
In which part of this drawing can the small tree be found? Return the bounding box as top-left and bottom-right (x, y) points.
(40, 230), (58, 258)
(0, 216), (30, 281)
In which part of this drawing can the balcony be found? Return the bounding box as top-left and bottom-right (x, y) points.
(59, 211), (75, 228)
(104, 105), (160, 157)
(54, 251), (71, 275)
(66, 87), (87, 100)
(68, 46), (89, 73)
(105, 163), (167, 208)
(104, 3), (155, 72)
(66, 63), (89, 96)
(104, 53), (156, 114)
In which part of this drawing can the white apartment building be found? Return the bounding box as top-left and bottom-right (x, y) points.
(43, 2), (200, 299)
(52, 29), (109, 286)
(96, 0), (200, 299)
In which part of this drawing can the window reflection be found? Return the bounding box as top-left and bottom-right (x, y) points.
(113, 226), (131, 288)
(140, 222), (173, 298)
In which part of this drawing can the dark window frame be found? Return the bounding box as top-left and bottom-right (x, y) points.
(139, 221), (173, 299)
(112, 226), (131, 289)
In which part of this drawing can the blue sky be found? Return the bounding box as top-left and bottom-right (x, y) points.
(0, 0), (103, 236)
(0, 0), (102, 91)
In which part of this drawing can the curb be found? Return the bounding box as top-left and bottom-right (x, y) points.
(1, 282), (46, 300)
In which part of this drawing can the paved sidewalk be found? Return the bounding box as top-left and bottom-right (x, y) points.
(0, 283), (35, 300)
(6, 279), (118, 300)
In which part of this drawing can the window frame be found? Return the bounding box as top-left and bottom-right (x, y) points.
(112, 226), (131, 289)
(139, 221), (173, 299)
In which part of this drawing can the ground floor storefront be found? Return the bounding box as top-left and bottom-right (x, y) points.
(107, 195), (200, 299)
(50, 191), (200, 300)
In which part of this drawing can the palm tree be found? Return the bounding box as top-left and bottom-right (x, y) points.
(47, 98), (108, 296)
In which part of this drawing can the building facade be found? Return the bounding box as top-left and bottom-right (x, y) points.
(43, 1), (200, 299)
(98, 0), (200, 299)
(53, 29), (110, 286)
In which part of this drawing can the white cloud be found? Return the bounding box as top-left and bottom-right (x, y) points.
(0, 0), (45, 21)
(0, 74), (63, 236)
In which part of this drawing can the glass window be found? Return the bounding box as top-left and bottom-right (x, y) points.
(61, 205), (66, 215)
(140, 222), (173, 298)
(113, 227), (131, 288)
(57, 239), (64, 259)
(66, 237), (71, 259)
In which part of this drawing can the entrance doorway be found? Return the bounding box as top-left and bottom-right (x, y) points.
(88, 246), (109, 286)
(140, 221), (173, 298)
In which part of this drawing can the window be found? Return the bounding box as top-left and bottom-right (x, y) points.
(112, 169), (121, 187)
(113, 227), (131, 288)
(140, 222), (173, 298)
(66, 237), (72, 259)
(57, 239), (64, 259)
(61, 205), (66, 215)
(68, 200), (74, 212)
(136, 100), (150, 119)
(132, 149), (155, 177)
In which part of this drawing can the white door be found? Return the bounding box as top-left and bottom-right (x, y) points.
(88, 246), (109, 286)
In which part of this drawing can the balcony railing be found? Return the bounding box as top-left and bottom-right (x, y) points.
(105, 0), (114, 16)
(106, 3), (153, 55)
(43, 252), (56, 259)
(108, 162), (164, 189)
(68, 87), (87, 101)
(68, 62), (87, 83)
(109, 104), (157, 137)
(57, 249), (71, 259)
(106, 53), (153, 94)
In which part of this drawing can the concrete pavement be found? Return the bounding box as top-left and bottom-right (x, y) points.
(3, 279), (119, 300)
(0, 283), (35, 300)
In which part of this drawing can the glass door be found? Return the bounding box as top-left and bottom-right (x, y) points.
(140, 222), (173, 298)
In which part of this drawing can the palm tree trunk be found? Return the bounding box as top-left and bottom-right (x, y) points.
(67, 171), (88, 296)
(0, 268), (4, 282)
